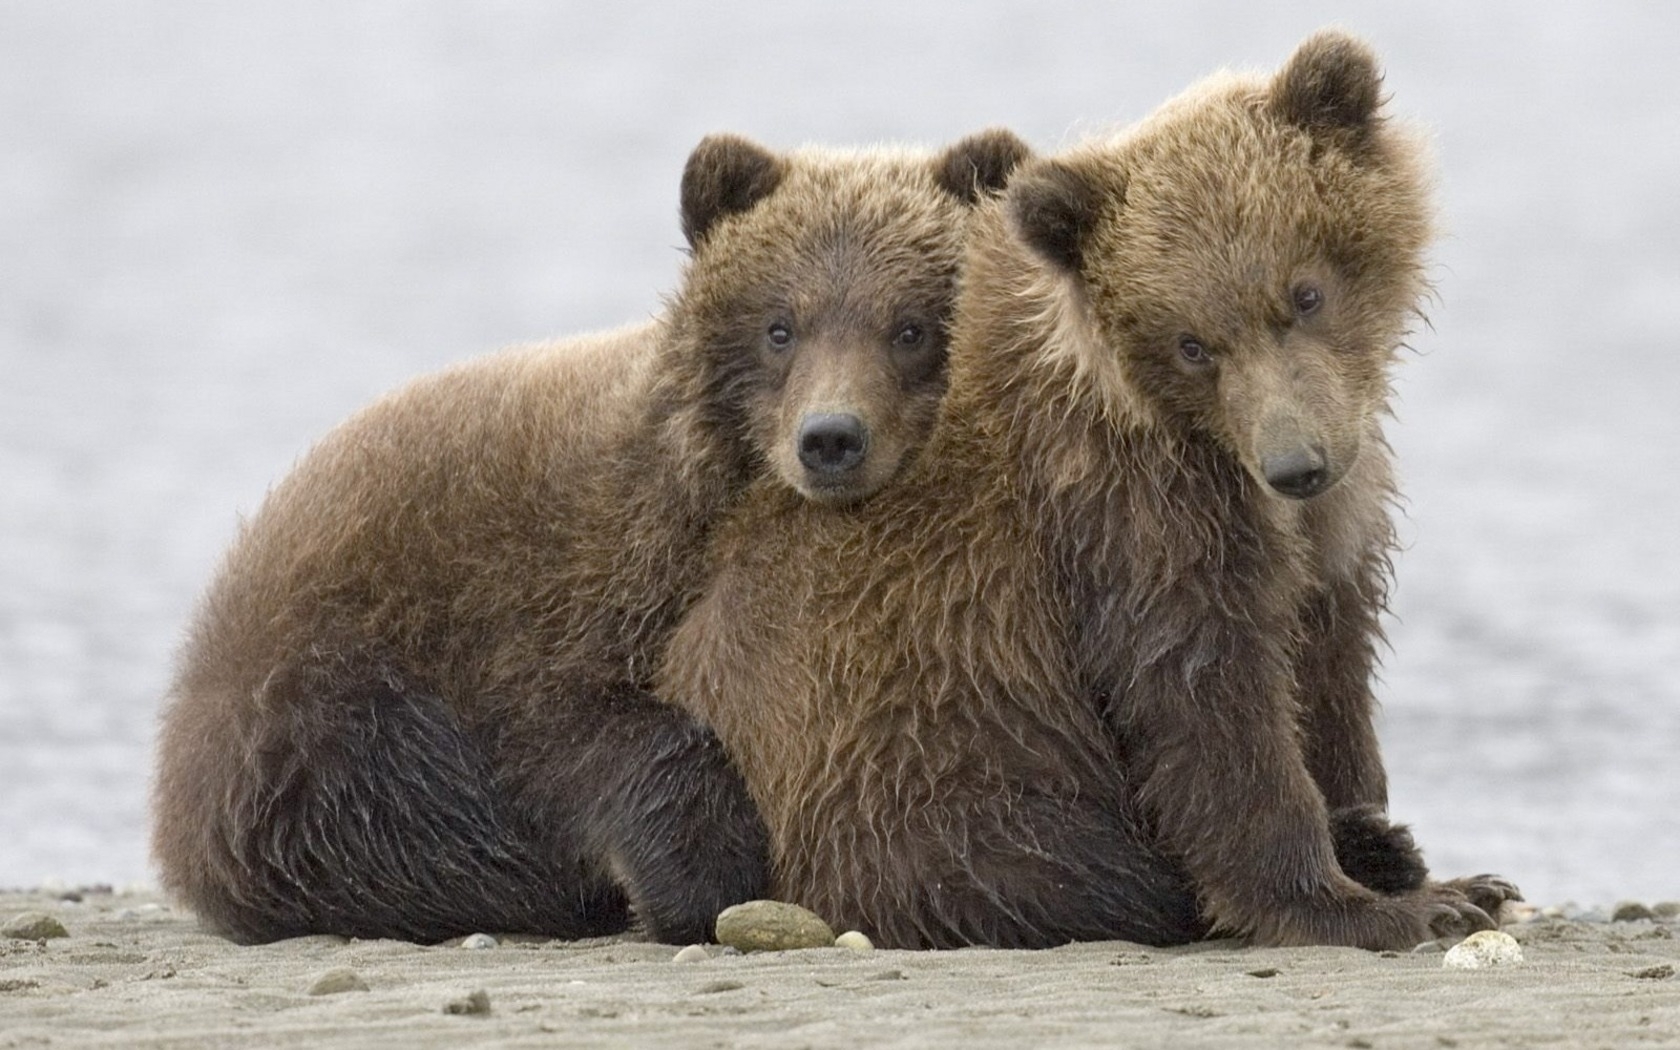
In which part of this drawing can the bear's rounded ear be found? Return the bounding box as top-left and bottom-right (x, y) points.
(1008, 160), (1109, 272)
(680, 134), (786, 249)
(934, 128), (1034, 205)
(1269, 30), (1383, 141)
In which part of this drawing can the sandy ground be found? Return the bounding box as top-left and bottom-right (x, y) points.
(2, 890), (1676, 1049)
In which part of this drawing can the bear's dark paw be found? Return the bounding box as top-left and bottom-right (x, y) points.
(1438, 873), (1524, 919)
(1329, 804), (1430, 895)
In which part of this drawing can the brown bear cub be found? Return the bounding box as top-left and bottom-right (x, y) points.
(659, 32), (1519, 950)
(151, 129), (1032, 944)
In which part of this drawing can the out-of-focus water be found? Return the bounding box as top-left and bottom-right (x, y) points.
(3, 2), (1676, 907)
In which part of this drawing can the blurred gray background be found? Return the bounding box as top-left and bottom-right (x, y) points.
(3, 1), (1676, 908)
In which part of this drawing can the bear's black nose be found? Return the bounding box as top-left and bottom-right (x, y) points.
(798, 413), (869, 475)
(1262, 444), (1330, 499)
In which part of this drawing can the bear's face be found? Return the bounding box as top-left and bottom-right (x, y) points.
(677, 131), (1030, 504)
(1011, 31), (1431, 501)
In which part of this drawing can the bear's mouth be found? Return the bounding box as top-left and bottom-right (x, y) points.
(797, 471), (878, 507)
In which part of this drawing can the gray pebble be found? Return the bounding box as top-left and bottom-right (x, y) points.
(443, 989), (491, 1016)
(1654, 901), (1680, 919)
(3, 913), (68, 940)
(1442, 930), (1523, 969)
(673, 944), (710, 963)
(459, 933), (498, 950)
(306, 967), (369, 995)
(714, 900), (835, 952)
(1613, 901), (1656, 922)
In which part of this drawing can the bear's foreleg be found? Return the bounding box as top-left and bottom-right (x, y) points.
(1295, 580), (1390, 813)
(1301, 580), (1525, 914)
(1297, 575), (1432, 895)
(1115, 601), (1495, 950)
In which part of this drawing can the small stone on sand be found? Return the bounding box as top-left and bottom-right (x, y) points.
(306, 967), (368, 995)
(459, 933), (498, 950)
(834, 930), (874, 951)
(1442, 930), (1523, 970)
(673, 944), (710, 963)
(714, 900), (835, 952)
(1612, 901), (1655, 922)
(3, 912), (68, 940)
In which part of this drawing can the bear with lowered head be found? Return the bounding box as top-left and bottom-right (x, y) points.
(659, 32), (1518, 950)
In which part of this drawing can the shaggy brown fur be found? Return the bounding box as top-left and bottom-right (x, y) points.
(151, 129), (1031, 945)
(658, 32), (1518, 950)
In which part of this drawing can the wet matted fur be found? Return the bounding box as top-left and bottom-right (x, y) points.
(659, 32), (1518, 951)
(151, 129), (1032, 944)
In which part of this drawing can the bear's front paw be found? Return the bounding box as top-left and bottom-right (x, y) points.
(1328, 804), (1428, 895)
(1311, 882), (1495, 951)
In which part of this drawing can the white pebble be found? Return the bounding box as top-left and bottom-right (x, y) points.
(673, 944), (710, 963)
(459, 933), (498, 950)
(1442, 930), (1523, 969)
(834, 930), (874, 951)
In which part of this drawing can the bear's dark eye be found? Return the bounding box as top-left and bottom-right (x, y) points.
(766, 321), (794, 349)
(1293, 284), (1324, 317)
(894, 323), (925, 349)
(1178, 335), (1212, 367)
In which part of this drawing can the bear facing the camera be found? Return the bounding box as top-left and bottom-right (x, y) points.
(151, 129), (1031, 945)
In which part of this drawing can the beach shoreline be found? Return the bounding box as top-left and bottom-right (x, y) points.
(3, 887), (1676, 1048)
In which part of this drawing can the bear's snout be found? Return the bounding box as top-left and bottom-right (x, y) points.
(798, 413), (870, 476)
(1261, 443), (1330, 500)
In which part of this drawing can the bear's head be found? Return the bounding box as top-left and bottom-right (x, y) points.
(1009, 30), (1431, 500)
(673, 128), (1032, 504)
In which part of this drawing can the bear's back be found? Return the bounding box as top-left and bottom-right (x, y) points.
(174, 320), (667, 717)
